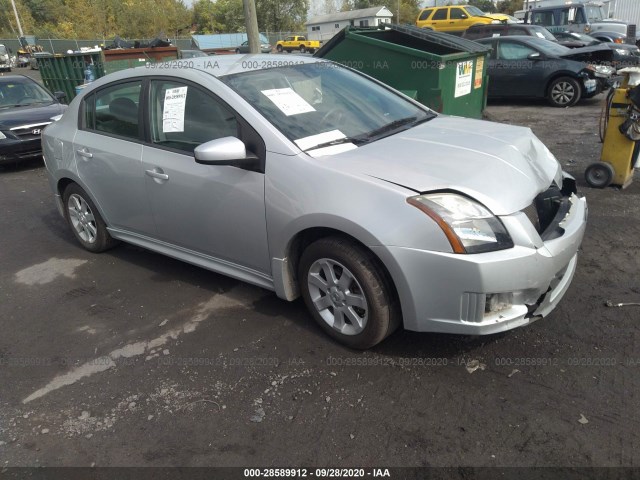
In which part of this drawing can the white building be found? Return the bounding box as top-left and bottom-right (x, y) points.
(305, 6), (394, 42)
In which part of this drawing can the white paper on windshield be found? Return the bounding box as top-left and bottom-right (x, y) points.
(307, 143), (358, 158)
(535, 32), (546, 38)
(262, 88), (316, 116)
(163, 86), (188, 133)
(294, 129), (346, 151)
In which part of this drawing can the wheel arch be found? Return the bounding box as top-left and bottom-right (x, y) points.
(55, 175), (111, 226)
(272, 226), (403, 323)
(544, 72), (583, 97)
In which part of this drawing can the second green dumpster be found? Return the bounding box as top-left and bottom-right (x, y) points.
(314, 25), (491, 119)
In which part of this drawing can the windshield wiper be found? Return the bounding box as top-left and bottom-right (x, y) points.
(303, 114), (433, 152)
(304, 136), (368, 152)
(361, 115), (433, 141)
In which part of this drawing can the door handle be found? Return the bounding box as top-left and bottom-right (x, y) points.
(76, 148), (93, 158)
(145, 169), (169, 181)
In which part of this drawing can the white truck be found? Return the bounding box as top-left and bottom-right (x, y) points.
(516, 0), (637, 45)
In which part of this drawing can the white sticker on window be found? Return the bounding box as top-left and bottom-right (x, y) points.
(163, 86), (188, 133)
(261, 88), (316, 116)
(535, 32), (546, 38)
(294, 129), (346, 151)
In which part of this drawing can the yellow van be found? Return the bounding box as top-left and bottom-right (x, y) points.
(416, 5), (513, 34)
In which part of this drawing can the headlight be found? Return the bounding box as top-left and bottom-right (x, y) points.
(0, 131), (6, 140)
(407, 193), (514, 254)
(615, 48), (630, 56)
(491, 20), (501, 24)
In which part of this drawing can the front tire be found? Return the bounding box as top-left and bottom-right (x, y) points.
(299, 236), (400, 349)
(299, 45), (306, 53)
(548, 76), (581, 107)
(63, 184), (118, 253)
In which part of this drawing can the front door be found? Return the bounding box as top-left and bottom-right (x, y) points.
(141, 79), (271, 274)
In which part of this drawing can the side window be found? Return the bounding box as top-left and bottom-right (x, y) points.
(497, 41), (537, 60)
(91, 81), (142, 140)
(575, 8), (586, 24)
(450, 8), (466, 20)
(418, 9), (433, 21)
(432, 8), (447, 21)
(149, 80), (239, 154)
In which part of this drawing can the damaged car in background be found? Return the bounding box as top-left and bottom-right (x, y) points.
(42, 55), (587, 349)
(476, 35), (615, 107)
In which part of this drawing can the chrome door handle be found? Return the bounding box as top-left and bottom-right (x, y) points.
(145, 169), (169, 180)
(76, 148), (93, 158)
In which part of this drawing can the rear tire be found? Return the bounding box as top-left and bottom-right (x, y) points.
(63, 184), (118, 253)
(276, 44), (283, 53)
(548, 76), (582, 107)
(299, 45), (306, 53)
(299, 236), (401, 349)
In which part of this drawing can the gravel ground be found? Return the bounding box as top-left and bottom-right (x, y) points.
(0, 80), (639, 472)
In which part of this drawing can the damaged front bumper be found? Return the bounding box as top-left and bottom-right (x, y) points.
(372, 187), (587, 335)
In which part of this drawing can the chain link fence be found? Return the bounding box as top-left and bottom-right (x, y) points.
(0, 33), (309, 55)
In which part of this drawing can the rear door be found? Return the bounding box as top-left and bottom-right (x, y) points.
(427, 8), (449, 31)
(140, 78), (270, 274)
(73, 80), (156, 236)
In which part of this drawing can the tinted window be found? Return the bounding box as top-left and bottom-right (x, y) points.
(149, 80), (238, 154)
(450, 8), (466, 20)
(432, 8), (447, 20)
(90, 81), (142, 140)
(418, 8), (433, 21)
(497, 41), (537, 60)
(508, 27), (527, 35)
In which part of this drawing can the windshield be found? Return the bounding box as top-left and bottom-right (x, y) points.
(221, 63), (434, 152)
(532, 39), (572, 56)
(0, 80), (55, 108)
(531, 26), (557, 41)
(586, 6), (604, 22)
(0, 46), (7, 55)
(465, 6), (485, 17)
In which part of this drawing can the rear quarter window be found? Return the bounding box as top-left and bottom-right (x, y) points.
(418, 9), (433, 21)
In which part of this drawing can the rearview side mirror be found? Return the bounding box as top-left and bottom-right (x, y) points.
(194, 136), (259, 169)
(53, 91), (67, 102)
(528, 52), (542, 60)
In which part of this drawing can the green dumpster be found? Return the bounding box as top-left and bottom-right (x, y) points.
(37, 46), (179, 102)
(314, 25), (491, 119)
(37, 51), (104, 103)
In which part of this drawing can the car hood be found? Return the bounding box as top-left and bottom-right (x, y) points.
(559, 44), (614, 63)
(319, 116), (560, 216)
(0, 102), (66, 129)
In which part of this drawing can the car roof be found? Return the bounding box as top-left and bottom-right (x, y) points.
(0, 74), (37, 84)
(125, 54), (322, 79)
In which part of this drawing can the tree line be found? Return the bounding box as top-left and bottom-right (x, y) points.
(0, 0), (523, 39)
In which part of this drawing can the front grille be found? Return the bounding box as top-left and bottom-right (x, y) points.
(9, 122), (50, 139)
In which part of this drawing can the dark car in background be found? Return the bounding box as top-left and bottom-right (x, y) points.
(476, 36), (613, 107)
(463, 23), (558, 42)
(553, 31), (640, 68)
(235, 40), (272, 54)
(0, 75), (66, 165)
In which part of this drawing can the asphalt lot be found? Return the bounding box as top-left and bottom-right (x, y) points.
(1, 68), (640, 470)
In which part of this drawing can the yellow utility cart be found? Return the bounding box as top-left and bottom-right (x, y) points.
(586, 70), (640, 188)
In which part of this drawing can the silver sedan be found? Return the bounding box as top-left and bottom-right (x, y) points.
(42, 55), (587, 348)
